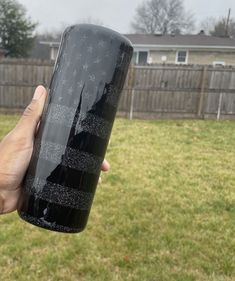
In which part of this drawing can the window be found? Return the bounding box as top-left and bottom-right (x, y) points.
(131, 51), (149, 65)
(138, 51), (148, 65)
(131, 52), (137, 64)
(176, 50), (188, 64)
(213, 61), (225, 67)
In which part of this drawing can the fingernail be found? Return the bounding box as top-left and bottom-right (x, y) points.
(33, 86), (44, 100)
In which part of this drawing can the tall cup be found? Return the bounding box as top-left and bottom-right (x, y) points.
(17, 24), (133, 233)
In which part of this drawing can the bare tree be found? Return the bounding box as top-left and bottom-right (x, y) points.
(199, 17), (217, 35)
(131, 0), (195, 34)
(211, 17), (235, 37)
(199, 16), (235, 38)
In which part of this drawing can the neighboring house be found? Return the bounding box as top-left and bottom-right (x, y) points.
(38, 31), (235, 66)
(126, 32), (235, 66)
(39, 41), (60, 60)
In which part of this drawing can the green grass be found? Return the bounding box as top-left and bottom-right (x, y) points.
(0, 115), (234, 281)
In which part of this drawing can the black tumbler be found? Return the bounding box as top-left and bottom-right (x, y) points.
(17, 24), (133, 233)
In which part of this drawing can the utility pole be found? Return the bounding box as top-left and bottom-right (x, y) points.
(225, 8), (231, 37)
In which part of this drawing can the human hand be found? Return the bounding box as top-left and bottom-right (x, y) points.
(0, 86), (110, 215)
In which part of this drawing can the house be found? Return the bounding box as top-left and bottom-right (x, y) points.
(126, 32), (235, 66)
(38, 31), (235, 66)
(39, 41), (60, 61)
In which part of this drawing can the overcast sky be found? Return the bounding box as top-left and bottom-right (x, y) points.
(18, 0), (235, 34)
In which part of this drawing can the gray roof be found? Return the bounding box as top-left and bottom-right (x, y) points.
(40, 34), (235, 49)
(124, 34), (235, 47)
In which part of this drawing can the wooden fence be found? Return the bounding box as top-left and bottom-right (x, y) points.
(0, 58), (235, 119)
(0, 59), (53, 113)
(120, 65), (235, 119)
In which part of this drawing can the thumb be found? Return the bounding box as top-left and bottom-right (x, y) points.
(16, 86), (48, 137)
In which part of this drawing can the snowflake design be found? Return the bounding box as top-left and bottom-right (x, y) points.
(83, 63), (88, 71)
(87, 46), (93, 53)
(77, 80), (83, 88)
(98, 40), (105, 47)
(68, 86), (73, 95)
(73, 69), (77, 77)
(94, 58), (101, 64)
(80, 34), (88, 42)
(83, 91), (91, 102)
(89, 74), (96, 82)
(61, 79), (67, 86)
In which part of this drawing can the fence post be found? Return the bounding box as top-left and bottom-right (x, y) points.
(217, 92), (224, 120)
(128, 66), (136, 120)
(129, 89), (135, 120)
(197, 65), (207, 119)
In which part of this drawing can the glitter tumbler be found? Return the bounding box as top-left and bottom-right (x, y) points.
(17, 24), (133, 233)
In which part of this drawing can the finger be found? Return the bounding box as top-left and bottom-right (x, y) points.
(16, 86), (48, 137)
(101, 159), (110, 172)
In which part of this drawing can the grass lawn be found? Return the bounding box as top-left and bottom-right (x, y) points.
(0, 114), (234, 281)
